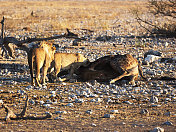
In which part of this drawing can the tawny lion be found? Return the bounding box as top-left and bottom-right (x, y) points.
(49, 53), (89, 82)
(28, 41), (56, 87)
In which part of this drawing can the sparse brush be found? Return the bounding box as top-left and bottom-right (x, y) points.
(132, 0), (176, 37)
(0, 1), (145, 33)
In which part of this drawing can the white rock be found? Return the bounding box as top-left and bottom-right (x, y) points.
(151, 104), (161, 107)
(103, 114), (114, 118)
(25, 85), (33, 90)
(122, 122), (126, 125)
(40, 100), (45, 104)
(0, 99), (3, 104)
(150, 127), (164, 132)
(123, 101), (132, 104)
(171, 89), (176, 96)
(90, 99), (96, 102)
(110, 110), (119, 114)
(162, 121), (173, 126)
(164, 112), (172, 116)
(165, 98), (171, 102)
(145, 55), (160, 63)
(43, 104), (50, 107)
(91, 123), (97, 127)
(54, 117), (63, 120)
(61, 82), (67, 85)
(50, 91), (56, 94)
(55, 111), (67, 114)
(66, 103), (74, 107)
(140, 109), (149, 115)
(75, 98), (84, 103)
(86, 110), (93, 114)
(50, 94), (56, 98)
(150, 96), (158, 103)
(96, 98), (102, 102)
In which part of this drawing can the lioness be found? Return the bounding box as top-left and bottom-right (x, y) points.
(28, 41), (56, 87)
(76, 54), (146, 85)
(49, 53), (89, 82)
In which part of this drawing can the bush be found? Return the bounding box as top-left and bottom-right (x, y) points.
(133, 0), (176, 37)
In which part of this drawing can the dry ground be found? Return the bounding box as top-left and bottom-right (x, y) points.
(0, 0), (176, 132)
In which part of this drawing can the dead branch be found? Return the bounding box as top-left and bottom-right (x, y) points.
(1, 94), (52, 122)
(149, 0), (176, 18)
(0, 17), (86, 58)
(66, 28), (78, 37)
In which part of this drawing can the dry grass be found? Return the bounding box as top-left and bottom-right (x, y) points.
(0, 0), (147, 33)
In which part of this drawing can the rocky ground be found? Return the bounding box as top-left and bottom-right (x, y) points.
(0, 0), (176, 132)
(0, 29), (175, 131)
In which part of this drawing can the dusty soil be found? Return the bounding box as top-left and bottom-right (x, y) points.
(0, 0), (176, 132)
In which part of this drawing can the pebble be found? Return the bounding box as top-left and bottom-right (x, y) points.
(40, 100), (45, 105)
(123, 101), (132, 105)
(0, 99), (3, 104)
(150, 127), (164, 132)
(66, 103), (74, 107)
(151, 104), (161, 107)
(110, 110), (119, 114)
(150, 96), (158, 103)
(121, 122), (126, 125)
(103, 114), (114, 118)
(164, 112), (172, 116)
(75, 98), (84, 103)
(86, 110), (93, 114)
(145, 55), (160, 64)
(162, 121), (173, 126)
(54, 117), (64, 120)
(43, 104), (51, 107)
(171, 89), (176, 96)
(55, 111), (67, 114)
(91, 123), (97, 127)
(140, 109), (149, 116)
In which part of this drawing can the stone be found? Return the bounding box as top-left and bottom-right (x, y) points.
(40, 100), (45, 105)
(171, 89), (176, 96)
(164, 112), (172, 116)
(66, 103), (74, 107)
(110, 110), (119, 114)
(150, 96), (158, 103)
(43, 104), (50, 107)
(145, 55), (160, 64)
(91, 123), (97, 127)
(0, 99), (3, 104)
(103, 114), (114, 118)
(144, 50), (162, 58)
(162, 121), (173, 126)
(55, 111), (67, 114)
(150, 127), (164, 132)
(75, 98), (84, 103)
(123, 101), (132, 104)
(86, 110), (93, 114)
(140, 109), (149, 116)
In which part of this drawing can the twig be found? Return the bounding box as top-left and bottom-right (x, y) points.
(1, 94), (52, 121)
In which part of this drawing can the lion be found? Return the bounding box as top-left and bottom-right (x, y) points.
(49, 53), (89, 82)
(76, 54), (146, 85)
(28, 41), (56, 87)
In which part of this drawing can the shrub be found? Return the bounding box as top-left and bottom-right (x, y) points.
(133, 0), (176, 37)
